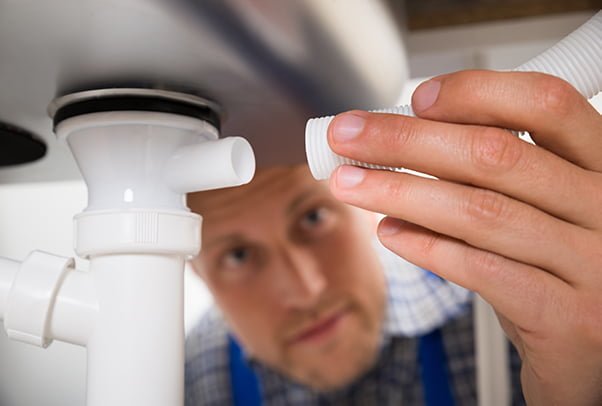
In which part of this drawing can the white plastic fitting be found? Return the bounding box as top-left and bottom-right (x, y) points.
(2, 251), (97, 348)
(164, 136), (255, 194)
(0, 90), (258, 405)
(51, 100), (224, 405)
(56, 110), (256, 211)
(306, 11), (602, 180)
(74, 209), (201, 259)
(3, 251), (73, 347)
(306, 105), (413, 179)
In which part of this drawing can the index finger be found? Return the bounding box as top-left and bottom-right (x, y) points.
(412, 70), (602, 171)
(327, 110), (602, 229)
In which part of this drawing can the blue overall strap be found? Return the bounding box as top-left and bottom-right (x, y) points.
(418, 328), (455, 406)
(228, 335), (262, 406)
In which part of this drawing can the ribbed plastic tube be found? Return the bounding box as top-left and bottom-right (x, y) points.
(306, 105), (413, 179)
(516, 11), (602, 99)
(306, 11), (602, 180)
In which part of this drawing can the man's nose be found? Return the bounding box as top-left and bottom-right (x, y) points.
(275, 246), (327, 309)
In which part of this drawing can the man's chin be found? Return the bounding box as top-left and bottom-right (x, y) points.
(284, 341), (380, 392)
(275, 313), (381, 391)
(287, 358), (373, 393)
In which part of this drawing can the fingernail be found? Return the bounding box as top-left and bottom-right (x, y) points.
(331, 112), (366, 142)
(378, 217), (404, 236)
(335, 165), (366, 189)
(412, 79), (441, 113)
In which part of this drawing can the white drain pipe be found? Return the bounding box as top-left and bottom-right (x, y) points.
(0, 257), (19, 320)
(85, 254), (186, 405)
(0, 90), (256, 406)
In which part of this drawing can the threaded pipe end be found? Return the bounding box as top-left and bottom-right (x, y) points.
(305, 105), (414, 180)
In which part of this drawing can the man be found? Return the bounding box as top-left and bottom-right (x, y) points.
(185, 164), (523, 405)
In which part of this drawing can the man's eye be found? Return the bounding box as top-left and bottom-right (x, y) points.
(222, 246), (251, 268)
(299, 207), (330, 230)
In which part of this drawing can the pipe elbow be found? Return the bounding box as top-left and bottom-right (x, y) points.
(2, 251), (98, 348)
(164, 136), (256, 193)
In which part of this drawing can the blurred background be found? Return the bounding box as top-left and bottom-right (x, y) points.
(0, 1), (600, 405)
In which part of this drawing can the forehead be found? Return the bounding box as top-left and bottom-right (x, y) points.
(187, 165), (327, 223)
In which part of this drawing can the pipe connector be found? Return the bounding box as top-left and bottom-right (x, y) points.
(74, 209), (202, 258)
(2, 251), (98, 347)
(164, 136), (255, 193)
(3, 251), (74, 347)
(50, 89), (257, 211)
(305, 105), (413, 180)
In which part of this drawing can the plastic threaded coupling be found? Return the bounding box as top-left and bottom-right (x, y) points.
(305, 105), (413, 180)
(305, 11), (602, 181)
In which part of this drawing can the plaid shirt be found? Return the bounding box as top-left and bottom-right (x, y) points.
(186, 244), (525, 405)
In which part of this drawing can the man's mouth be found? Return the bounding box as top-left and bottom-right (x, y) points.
(286, 306), (350, 346)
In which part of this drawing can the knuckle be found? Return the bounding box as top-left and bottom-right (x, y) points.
(381, 115), (419, 150)
(464, 188), (507, 226)
(415, 232), (441, 259)
(464, 249), (506, 287)
(470, 127), (523, 174)
(536, 75), (578, 117)
(572, 293), (602, 345)
(382, 174), (410, 201)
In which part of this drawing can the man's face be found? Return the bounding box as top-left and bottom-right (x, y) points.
(188, 165), (386, 391)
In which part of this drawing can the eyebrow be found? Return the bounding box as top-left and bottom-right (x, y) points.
(286, 187), (322, 215)
(203, 186), (325, 250)
(202, 234), (246, 251)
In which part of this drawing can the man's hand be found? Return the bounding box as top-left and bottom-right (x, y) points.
(327, 70), (602, 405)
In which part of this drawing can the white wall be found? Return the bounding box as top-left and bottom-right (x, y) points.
(406, 11), (596, 76)
(0, 181), (212, 406)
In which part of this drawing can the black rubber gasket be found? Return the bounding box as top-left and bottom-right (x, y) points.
(53, 95), (221, 131)
(0, 121), (47, 166)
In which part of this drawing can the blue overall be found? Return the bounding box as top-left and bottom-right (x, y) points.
(228, 328), (455, 406)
